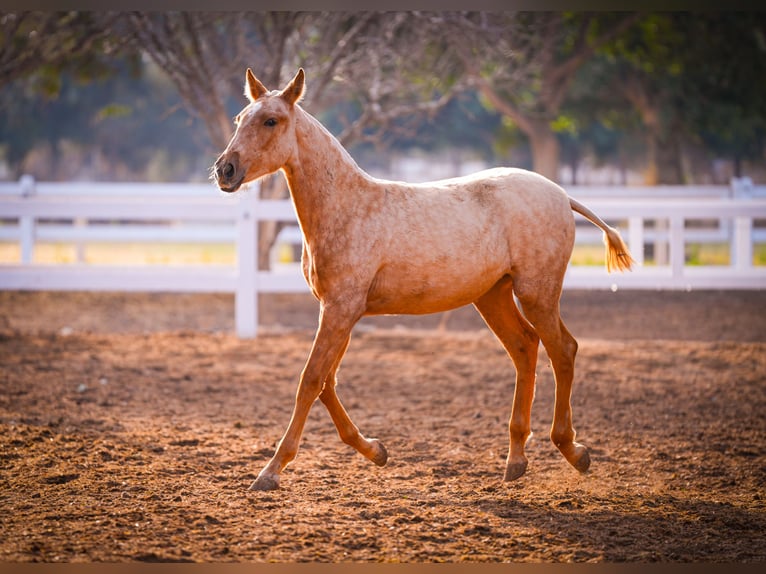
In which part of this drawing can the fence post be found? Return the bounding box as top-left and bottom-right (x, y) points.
(733, 216), (752, 271)
(235, 187), (259, 338)
(654, 218), (669, 266)
(669, 215), (685, 282)
(19, 174), (36, 264)
(628, 216), (644, 267)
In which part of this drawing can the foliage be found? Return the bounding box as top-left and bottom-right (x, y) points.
(0, 58), (206, 181)
(675, 13), (766, 173)
(324, 92), (504, 163)
(578, 12), (766, 183)
(434, 12), (642, 180)
(119, 13), (466, 152)
(1, 11), (765, 184)
(0, 12), (129, 94)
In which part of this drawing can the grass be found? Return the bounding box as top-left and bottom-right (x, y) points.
(0, 242), (236, 266)
(0, 241), (764, 267)
(570, 242), (766, 267)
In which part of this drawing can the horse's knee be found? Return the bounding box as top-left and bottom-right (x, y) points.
(319, 374), (337, 396)
(298, 370), (325, 400)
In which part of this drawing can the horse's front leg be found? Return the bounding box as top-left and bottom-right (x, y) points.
(319, 336), (388, 467)
(249, 302), (361, 491)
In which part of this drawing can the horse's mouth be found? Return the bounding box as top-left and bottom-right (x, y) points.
(217, 175), (245, 194)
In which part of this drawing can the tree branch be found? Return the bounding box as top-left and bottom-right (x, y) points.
(546, 12), (643, 105)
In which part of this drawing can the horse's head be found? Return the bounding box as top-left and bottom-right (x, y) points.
(213, 68), (305, 193)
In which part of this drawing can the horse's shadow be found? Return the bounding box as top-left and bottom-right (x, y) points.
(471, 492), (765, 561)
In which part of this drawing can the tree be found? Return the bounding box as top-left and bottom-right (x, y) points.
(439, 12), (641, 182)
(677, 13), (766, 179)
(0, 58), (208, 181)
(595, 12), (766, 184)
(121, 12), (467, 268)
(320, 12), (466, 148)
(122, 13), (464, 152)
(596, 14), (690, 184)
(0, 12), (147, 180)
(0, 12), (128, 94)
(552, 47), (645, 185)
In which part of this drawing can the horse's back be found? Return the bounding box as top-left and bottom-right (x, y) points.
(424, 167), (573, 229)
(381, 166), (574, 256)
(423, 166), (562, 193)
(437, 167), (576, 280)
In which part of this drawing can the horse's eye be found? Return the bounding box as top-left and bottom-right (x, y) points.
(264, 118), (277, 127)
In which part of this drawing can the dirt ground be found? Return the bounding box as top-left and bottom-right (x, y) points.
(0, 289), (765, 563)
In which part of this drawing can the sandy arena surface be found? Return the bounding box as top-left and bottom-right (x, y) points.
(0, 289), (765, 562)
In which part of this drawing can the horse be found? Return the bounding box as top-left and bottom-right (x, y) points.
(213, 68), (634, 491)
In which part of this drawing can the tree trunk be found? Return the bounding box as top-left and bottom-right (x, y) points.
(656, 132), (684, 185)
(644, 132), (659, 185)
(472, 80), (562, 183)
(618, 142), (628, 186)
(644, 132), (684, 185)
(528, 123), (560, 183)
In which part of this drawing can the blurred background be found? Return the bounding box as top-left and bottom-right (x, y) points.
(1, 11), (765, 309)
(2, 11), (765, 186)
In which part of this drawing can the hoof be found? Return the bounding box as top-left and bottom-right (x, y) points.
(248, 472), (280, 491)
(503, 458), (528, 482)
(572, 445), (591, 474)
(369, 438), (388, 467)
(562, 442), (591, 474)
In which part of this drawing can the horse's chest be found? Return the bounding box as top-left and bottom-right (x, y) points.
(301, 243), (339, 299)
(301, 246), (321, 298)
(302, 239), (372, 301)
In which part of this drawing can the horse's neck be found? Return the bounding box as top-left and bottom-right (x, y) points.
(282, 108), (374, 236)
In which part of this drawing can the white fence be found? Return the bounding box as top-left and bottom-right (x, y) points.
(1, 176), (765, 337)
(0, 176), (305, 338)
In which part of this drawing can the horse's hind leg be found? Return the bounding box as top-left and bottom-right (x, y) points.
(515, 282), (591, 474)
(474, 276), (540, 482)
(319, 335), (388, 467)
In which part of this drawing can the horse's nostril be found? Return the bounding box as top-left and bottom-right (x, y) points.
(223, 162), (235, 179)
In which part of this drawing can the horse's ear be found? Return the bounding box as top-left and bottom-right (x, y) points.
(280, 68), (305, 106)
(245, 68), (268, 102)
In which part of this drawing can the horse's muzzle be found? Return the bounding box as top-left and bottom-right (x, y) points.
(214, 152), (244, 193)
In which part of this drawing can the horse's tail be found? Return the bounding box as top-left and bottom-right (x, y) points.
(569, 197), (635, 273)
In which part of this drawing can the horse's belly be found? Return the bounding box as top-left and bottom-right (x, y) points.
(364, 258), (506, 316)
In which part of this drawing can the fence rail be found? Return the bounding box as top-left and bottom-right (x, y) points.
(1, 176), (764, 337)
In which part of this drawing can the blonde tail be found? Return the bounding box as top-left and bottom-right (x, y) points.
(569, 197), (635, 273)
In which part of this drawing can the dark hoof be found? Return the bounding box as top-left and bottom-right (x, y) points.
(572, 446), (591, 473)
(249, 473), (280, 491)
(503, 459), (528, 482)
(369, 438), (388, 467)
(560, 442), (591, 474)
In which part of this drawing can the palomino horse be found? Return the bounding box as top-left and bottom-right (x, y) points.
(214, 68), (634, 491)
